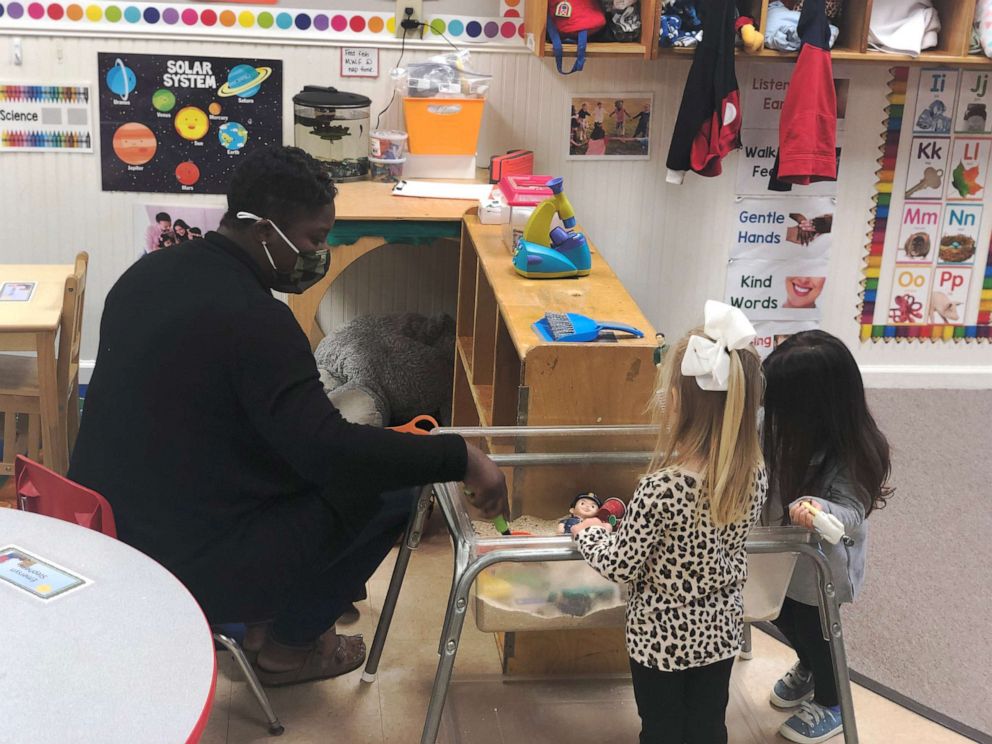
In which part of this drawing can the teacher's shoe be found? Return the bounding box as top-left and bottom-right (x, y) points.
(779, 701), (844, 744)
(770, 661), (815, 708)
(254, 631), (366, 687)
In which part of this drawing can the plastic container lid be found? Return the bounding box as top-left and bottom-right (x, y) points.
(292, 85), (371, 109)
(369, 157), (407, 165)
(371, 129), (408, 140)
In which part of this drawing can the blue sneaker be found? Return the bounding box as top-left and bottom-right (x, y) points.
(770, 662), (815, 708)
(779, 701), (844, 743)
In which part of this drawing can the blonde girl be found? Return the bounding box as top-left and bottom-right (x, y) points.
(574, 301), (767, 744)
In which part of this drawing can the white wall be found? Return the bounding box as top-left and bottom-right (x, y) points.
(1, 35), (990, 387)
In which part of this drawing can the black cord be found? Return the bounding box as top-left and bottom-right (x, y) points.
(375, 24), (408, 130)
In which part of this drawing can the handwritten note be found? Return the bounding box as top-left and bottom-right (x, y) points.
(341, 47), (379, 78)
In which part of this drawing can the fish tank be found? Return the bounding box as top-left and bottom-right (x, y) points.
(293, 86), (371, 182)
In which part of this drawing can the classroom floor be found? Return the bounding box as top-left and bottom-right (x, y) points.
(201, 519), (966, 744)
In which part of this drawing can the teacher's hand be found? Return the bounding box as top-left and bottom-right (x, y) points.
(463, 443), (508, 518)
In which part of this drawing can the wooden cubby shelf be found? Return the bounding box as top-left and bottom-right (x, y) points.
(525, 0), (992, 66)
(452, 214), (658, 433)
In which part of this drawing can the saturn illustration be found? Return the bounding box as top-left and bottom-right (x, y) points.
(217, 64), (273, 98)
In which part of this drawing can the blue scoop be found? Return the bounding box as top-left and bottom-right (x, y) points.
(533, 312), (644, 342)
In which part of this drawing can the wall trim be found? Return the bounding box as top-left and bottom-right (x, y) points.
(81, 360), (992, 389)
(859, 364), (992, 389)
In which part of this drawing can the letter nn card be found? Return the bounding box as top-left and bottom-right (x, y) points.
(0, 546), (90, 600)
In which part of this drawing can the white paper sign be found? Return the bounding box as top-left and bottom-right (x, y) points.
(0, 83), (93, 153)
(725, 258), (830, 321)
(752, 321), (820, 359)
(737, 129), (839, 197)
(341, 47), (379, 78)
(730, 196), (835, 260)
(742, 63), (849, 131)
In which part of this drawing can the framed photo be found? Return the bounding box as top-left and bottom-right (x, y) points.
(567, 93), (653, 161)
(0, 282), (36, 302)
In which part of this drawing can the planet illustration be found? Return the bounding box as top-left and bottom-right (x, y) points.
(175, 161), (201, 186)
(218, 121), (248, 151)
(174, 106), (209, 141)
(152, 88), (176, 113)
(112, 122), (157, 166)
(208, 101), (222, 116)
(217, 64), (272, 98)
(105, 57), (137, 100)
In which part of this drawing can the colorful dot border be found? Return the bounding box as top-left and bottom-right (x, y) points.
(0, 1), (526, 43)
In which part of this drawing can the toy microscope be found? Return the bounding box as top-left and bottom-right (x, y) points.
(512, 177), (592, 279)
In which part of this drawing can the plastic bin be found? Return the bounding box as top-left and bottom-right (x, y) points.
(403, 97), (485, 155)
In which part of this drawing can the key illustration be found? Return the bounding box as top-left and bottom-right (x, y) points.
(905, 166), (943, 197)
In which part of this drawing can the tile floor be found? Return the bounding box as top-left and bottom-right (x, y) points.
(200, 520), (971, 744)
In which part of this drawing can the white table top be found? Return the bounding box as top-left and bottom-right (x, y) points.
(0, 508), (216, 744)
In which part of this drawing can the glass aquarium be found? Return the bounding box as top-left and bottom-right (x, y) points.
(292, 85), (370, 182)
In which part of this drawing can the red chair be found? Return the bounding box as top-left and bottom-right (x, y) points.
(15, 454), (117, 537)
(13, 454), (284, 737)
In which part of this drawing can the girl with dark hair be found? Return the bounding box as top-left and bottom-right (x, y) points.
(172, 219), (190, 242)
(762, 330), (893, 744)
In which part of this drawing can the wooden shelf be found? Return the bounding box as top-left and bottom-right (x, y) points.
(527, 0), (992, 67)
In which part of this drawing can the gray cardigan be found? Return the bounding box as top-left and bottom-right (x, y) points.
(762, 463), (868, 606)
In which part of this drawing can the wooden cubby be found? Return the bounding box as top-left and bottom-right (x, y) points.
(525, 0), (992, 66)
(453, 215), (657, 435)
(454, 215), (658, 675)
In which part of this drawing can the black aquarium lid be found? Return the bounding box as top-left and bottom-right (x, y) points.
(293, 85), (370, 108)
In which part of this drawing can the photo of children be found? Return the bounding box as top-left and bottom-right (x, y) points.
(0, 282), (37, 302)
(568, 94), (652, 160)
(135, 204), (226, 259)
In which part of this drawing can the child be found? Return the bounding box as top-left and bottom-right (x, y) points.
(762, 330), (892, 744)
(610, 100), (631, 136)
(574, 300), (767, 744)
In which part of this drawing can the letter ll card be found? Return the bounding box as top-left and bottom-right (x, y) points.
(0, 545), (90, 600)
(887, 267), (933, 325)
(913, 69), (958, 136)
(904, 138), (949, 201)
(896, 202), (941, 264)
(945, 138), (991, 202)
(955, 71), (992, 135)
(938, 205), (982, 267)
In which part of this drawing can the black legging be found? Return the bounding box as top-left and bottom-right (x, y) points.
(772, 596), (839, 707)
(629, 656), (735, 744)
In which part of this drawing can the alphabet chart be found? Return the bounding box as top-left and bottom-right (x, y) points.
(860, 68), (992, 341)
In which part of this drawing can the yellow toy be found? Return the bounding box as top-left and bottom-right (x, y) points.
(521, 177), (576, 246)
(737, 16), (763, 54)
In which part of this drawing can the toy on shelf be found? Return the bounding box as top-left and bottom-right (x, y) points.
(595, 497), (627, 527)
(493, 515), (534, 536)
(735, 15), (763, 53)
(557, 492), (602, 534)
(533, 311), (644, 343)
(512, 177), (592, 279)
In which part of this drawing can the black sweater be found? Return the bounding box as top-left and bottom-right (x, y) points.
(70, 233), (467, 577)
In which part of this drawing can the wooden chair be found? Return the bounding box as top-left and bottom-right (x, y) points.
(0, 252), (88, 476)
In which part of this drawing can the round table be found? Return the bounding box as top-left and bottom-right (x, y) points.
(0, 508), (216, 744)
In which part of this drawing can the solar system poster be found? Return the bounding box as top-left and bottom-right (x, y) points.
(98, 52), (282, 194)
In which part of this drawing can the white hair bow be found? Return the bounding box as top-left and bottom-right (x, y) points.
(681, 301), (756, 391)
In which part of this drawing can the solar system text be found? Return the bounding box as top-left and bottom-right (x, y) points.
(162, 60), (217, 89)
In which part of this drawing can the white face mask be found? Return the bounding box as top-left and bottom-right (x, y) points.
(236, 211), (330, 293)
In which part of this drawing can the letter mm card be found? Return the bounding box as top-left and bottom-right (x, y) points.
(895, 202), (942, 264)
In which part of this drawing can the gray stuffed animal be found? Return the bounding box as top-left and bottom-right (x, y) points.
(314, 313), (456, 427)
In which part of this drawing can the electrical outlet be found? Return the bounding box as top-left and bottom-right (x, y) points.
(394, 0), (423, 39)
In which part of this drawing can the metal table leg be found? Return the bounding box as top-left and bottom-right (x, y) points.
(362, 485), (433, 683)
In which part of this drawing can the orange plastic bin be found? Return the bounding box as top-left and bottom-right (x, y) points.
(403, 97), (485, 155)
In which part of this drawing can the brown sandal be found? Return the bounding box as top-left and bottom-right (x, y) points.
(253, 633), (366, 687)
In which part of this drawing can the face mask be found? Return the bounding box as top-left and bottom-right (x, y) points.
(237, 211), (330, 294)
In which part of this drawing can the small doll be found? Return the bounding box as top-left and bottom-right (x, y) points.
(558, 492), (602, 534)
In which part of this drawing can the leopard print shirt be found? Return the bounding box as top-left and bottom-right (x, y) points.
(577, 466), (767, 671)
